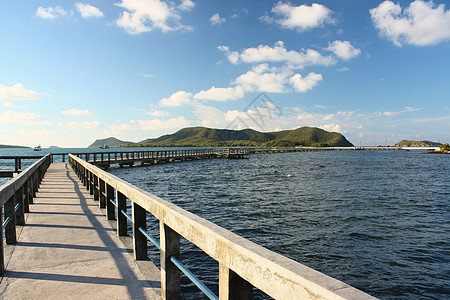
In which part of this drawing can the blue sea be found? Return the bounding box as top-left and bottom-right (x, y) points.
(2, 148), (449, 299)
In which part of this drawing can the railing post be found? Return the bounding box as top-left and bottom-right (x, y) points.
(93, 175), (99, 201)
(117, 191), (128, 236)
(219, 263), (253, 299)
(15, 187), (25, 226)
(0, 206), (4, 275)
(132, 202), (147, 260)
(99, 179), (106, 208)
(23, 180), (30, 213)
(106, 184), (115, 220)
(89, 172), (94, 195)
(85, 169), (89, 191)
(160, 223), (181, 299)
(5, 195), (17, 244)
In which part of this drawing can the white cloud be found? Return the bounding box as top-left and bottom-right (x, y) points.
(0, 111), (51, 125)
(148, 110), (170, 116)
(233, 64), (290, 93)
(160, 90), (193, 107)
(139, 73), (157, 78)
(210, 13), (225, 25)
(193, 104), (228, 128)
(137, 116), (190, 130)
(289, 72), (323, 92)
(327, 40), (361, 60)
(115, 0), (192, 34)
(36, 6), (67, 19)
(336, 67), (350, 72)
(105, 123), (131, 135)
(66, 121), (100, 129)
(75, 3), (104, 18)
(179, 0), (195, 11)
(3, 101), (13, 107)
(269, 2), (334, 31)
(61, 108), (92, 116)
(370, 0), (450, 46)
(167, 64), (323, 103)
(194, 86), (244, 101)
(0, 83), (42, 101)
(218, 41), (336, 68)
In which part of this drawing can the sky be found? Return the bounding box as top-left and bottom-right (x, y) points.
(1, 0), (449, 148)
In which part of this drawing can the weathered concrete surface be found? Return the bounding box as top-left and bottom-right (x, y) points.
(0, 163), (161, 300)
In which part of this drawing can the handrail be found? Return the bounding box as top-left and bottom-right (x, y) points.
(69, 154), (375, 300)
(0, 154), (51, 275)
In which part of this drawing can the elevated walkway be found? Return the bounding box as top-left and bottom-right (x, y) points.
(0, 163), (160, 299)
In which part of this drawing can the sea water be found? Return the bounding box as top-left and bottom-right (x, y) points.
(108, 150), (450, 299)
(2, 148), (449, 299)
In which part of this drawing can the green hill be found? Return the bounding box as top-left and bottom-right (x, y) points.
(125, 126), (353, 147)
(0, 144), (30, 149)
(88, 137), (135, 148)
(395, 140), (442, 147)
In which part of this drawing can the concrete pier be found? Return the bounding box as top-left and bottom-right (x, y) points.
(0, 163), (160, 299)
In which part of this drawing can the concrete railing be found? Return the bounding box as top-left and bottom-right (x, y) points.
(0, 154), (51, 274)
(69, 154), (375, 300)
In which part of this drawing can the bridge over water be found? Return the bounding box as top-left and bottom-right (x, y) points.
(1, 150), (378, 299)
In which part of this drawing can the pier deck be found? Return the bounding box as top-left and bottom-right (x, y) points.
(0, 163), (160, 299)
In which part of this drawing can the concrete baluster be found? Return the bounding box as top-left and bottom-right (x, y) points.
(99, 179), (106, 208)
(15, 187), (25, 225)
(116, 191), (128, 236)
(132, 202), (147, 260)
(160, 223), (181, 300)
(219, 263), (253, 299)
(0, 207), (4, 275)
(93, 175), (99, 200)
(106, 184), (115, 220)
(4, 195), (17, 244)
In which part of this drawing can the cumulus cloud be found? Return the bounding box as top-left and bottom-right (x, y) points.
(218, 41), (336, 68)
(268, 1), (334, 31)
(160, 90), (193, 107)
(0, 83), (42, 101)
(190, 64), (323, 102)
(0, 111), (51, 125)
(194, 86), (244, 101)
(137, 116), (190, 130)
(179, 0), (195, 11)
(148, 110), (170, 116)
(75, 3), (104, 18)
(233, 64), (290, 93)
(370, 0), (450, 46)
(115, 0), (193, 34)
(105, 123), (131, 135)
(61, 108), (92, 116)
(66, 121), (100, 129)
(289, 72), (323, 92)
(327, 40), (361, 60)
(36, 6), (67, 19)
(210, 13), (225, 25)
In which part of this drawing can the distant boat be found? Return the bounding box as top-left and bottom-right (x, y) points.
(99, 145), (110, 149)
(34, 145), (42, 151)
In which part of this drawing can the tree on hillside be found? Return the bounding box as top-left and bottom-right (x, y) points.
(440, 143), (450, 153)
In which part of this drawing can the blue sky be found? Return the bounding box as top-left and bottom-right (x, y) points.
(1, 0), (449, 147)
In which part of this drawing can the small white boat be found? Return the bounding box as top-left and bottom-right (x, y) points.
(34, 145), (42, 151)
(99, 145), (110, 149)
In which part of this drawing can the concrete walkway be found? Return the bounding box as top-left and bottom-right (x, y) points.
(0, 163), (161, 299)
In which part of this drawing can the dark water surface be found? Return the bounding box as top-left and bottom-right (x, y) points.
(108, 150), (450, 299)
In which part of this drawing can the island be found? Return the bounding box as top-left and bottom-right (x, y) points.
(395, 140), (442, 147)
(111, 126), (354, 148)
(0, 144), (30, 149)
